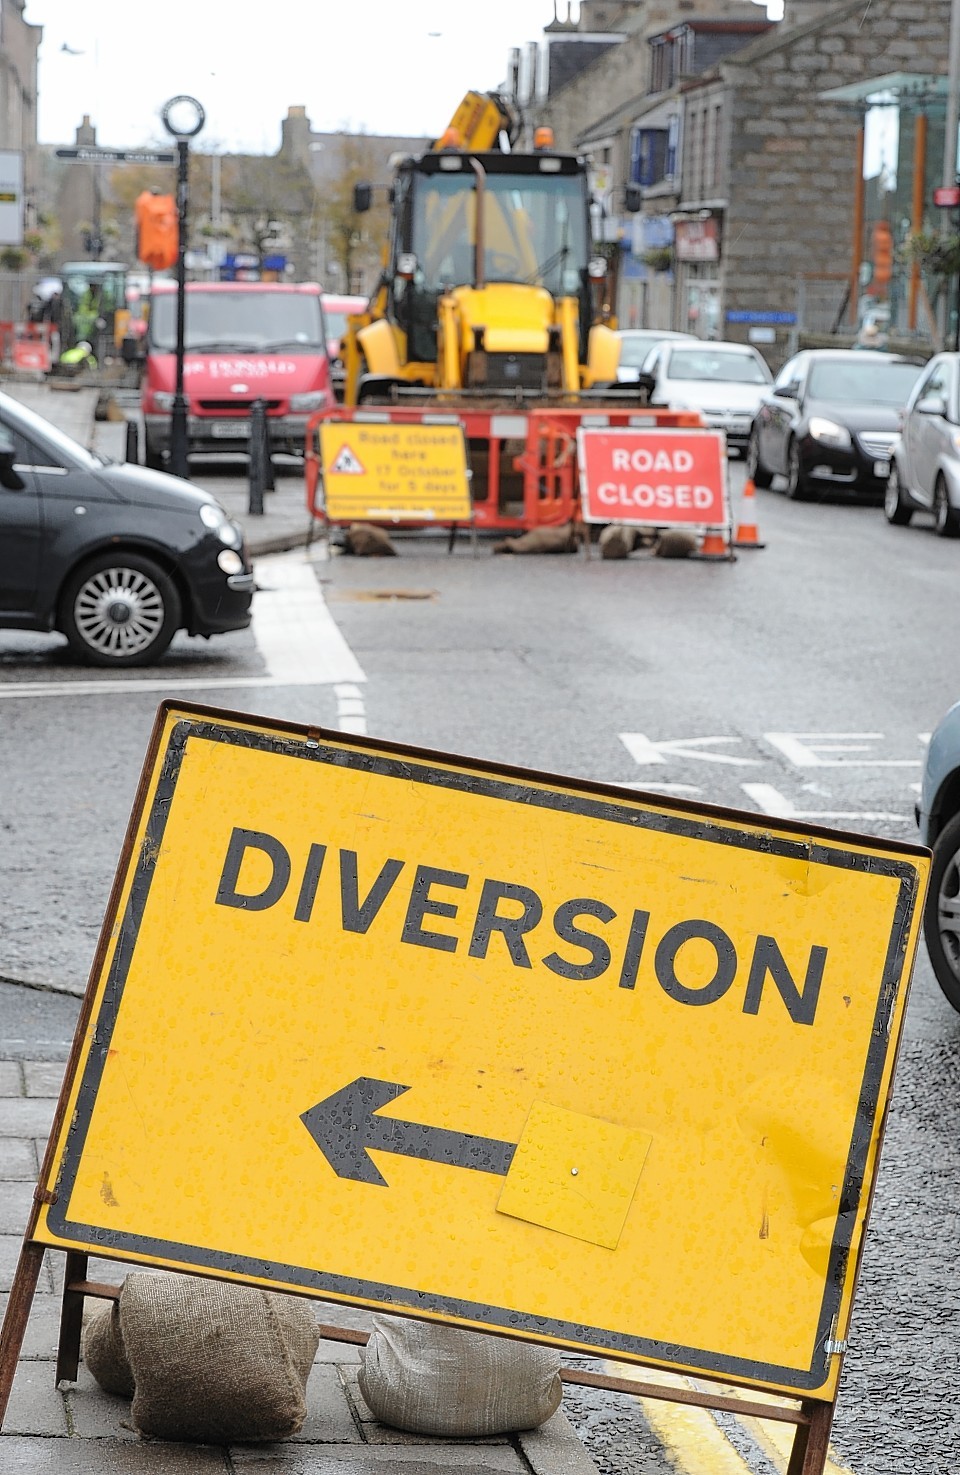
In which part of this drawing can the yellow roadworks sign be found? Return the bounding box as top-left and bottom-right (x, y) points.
(319, 419), (472, 523)
(35, 705), (927, 1401)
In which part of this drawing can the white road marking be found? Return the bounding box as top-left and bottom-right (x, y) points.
(253, 552), (365, 686)
(619, 734), (760, 766)
(602, 781), (704, 795)
(335, 681), (367, 736)
(764, 732), (920, 768)
(0, 551), (366, 698)
(741, 783), (908, 823)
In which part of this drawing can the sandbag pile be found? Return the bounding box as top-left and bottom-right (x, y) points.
(358, 1313), (563, 1437)
(84, 1272), (320, 1444)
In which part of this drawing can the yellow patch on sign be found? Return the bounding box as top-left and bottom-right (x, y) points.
(498, 1101), (652, 1249)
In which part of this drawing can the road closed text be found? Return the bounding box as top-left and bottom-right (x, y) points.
(215, 826), (829, 1026)
(578, 428), (727, 526)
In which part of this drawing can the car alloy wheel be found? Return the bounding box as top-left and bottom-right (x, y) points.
(61, 553), (181, 667)
(934, 475), (960, 538)
(785, 440), (809, 501)
(883, 463), (913, 526)
(925, 810), (960, 1013)
(745, 430), (773, 488)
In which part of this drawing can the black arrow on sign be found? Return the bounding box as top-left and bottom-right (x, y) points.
(300, 1077), (517, 1188)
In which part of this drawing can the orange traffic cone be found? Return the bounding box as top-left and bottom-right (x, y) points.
(697, 527), (734, 560)
(733, 478), (766, 549)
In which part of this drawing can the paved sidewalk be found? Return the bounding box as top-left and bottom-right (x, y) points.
(0, 1060), (600, 1473)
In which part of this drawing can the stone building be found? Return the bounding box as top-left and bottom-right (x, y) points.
(508, 0), (955, 358)
(678, 0), (954, 360)
(0, 0), (41, 250)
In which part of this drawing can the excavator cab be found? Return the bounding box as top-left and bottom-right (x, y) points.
(387, 151), (594, 385)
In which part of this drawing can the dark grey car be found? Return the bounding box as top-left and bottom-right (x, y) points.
(0, 391), (254, 667)
(747, 349), (925, 500)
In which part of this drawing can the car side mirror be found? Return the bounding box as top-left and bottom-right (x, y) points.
(917, 393), (947, 417)
(0, 432), (24, 491)
(777, 382), (799, 400)
(353, 182), (373, 214)
(636, 372), (656, 397)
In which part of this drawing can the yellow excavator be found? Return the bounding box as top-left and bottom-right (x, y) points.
(311, 93), (696, 534)
(342, 91), (622, 407)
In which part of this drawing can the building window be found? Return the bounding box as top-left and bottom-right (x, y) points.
(631, 128), (669, 188)
(712, 103), (723, 195)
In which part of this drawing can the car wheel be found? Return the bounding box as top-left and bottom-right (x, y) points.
(745, 430), (773, 488)
(934, 475), (960, 538)
(883, 463), (913, 526)
(785, 440), (810, 501)
(60, 553), (181, 667)
(925, 809), (960, 1013)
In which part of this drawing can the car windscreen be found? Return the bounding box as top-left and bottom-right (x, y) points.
(806, 359), (925, 405)
(149, 291), (324, 352)
(619, 336), (662, 368)
(666, 349), (769, 384)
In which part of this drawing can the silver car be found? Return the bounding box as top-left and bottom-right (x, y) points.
(885, 352), (960, 536)
(636, 340), (773, 451)
(616, 329), (696, 384)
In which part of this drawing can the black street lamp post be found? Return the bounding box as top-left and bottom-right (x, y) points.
(161, 96), (205, 481)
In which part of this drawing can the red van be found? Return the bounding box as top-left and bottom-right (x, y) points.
(142, 281), (334, 467)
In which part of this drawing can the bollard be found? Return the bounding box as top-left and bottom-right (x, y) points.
(248, 399), (267, 516)
(125, 418), (140, 465)
(264, 426), (275, 492)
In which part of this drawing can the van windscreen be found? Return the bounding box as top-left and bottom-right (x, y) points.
(149, 291), (324, 352)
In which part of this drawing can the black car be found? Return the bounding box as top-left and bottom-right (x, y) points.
(746, 349), (926, 501)
(0, 391), (254, 667)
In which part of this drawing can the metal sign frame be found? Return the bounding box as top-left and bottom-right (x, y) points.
(0, 704), (928, 1472)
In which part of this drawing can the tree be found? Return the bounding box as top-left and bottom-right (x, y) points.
(220, 153), (314, 270)
(320, 132), (390, 294)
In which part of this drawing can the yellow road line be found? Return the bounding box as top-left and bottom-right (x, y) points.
(605, 1364), (753, 1474)
(604, 1364), (858, 1475)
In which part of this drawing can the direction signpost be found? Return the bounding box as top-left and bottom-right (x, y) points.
(0, 703), (929, 1472)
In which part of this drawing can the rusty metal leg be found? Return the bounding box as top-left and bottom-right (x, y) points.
(55, 1250), (88, 1386)
(0, 1240), (46, 1430)
(786, 1398), (835, 1475)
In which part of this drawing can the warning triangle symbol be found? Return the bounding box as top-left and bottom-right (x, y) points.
(331, 444), (365, 475)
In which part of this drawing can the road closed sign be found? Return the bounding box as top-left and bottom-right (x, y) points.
(577, 427), (728, 526)
(34, 705), (927, 1400)
(319, 418), (472, 523)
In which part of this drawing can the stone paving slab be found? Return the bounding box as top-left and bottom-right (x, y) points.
(0, 1099), (57, 1137)
(0, 1438), (229, 1471)
(231, 1446), (528, 1473)
(22, 1063), (67, 1099)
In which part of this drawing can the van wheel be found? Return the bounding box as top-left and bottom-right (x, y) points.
(60, 553), (181, 667)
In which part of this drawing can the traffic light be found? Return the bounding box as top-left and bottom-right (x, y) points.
(135, 191), (178, 271)
(870, 220), (894, 295)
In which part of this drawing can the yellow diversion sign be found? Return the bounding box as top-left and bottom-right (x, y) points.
(319, 418), (472, 523)
(36, 705), (928, 1401)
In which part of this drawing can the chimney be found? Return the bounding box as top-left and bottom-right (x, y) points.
(75, 115), (96, 145)
(280, 105), (311, 162)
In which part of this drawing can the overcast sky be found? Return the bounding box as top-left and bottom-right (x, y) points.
(28, 1), (567, 153)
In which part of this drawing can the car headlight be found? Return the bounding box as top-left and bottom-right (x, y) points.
(151, 391), (175, 412)
(289, 391), (327, 411)
(808, 416), (852, 449)
(217, 549), (244, 575)
(199, 502), (242, 548)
